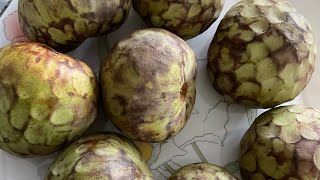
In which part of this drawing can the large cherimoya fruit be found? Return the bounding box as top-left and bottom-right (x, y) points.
(100, 28), (197, 142)
(0, 42), (98, 157)
(207, 0), (317, 108)
(18, 0), (131, 52)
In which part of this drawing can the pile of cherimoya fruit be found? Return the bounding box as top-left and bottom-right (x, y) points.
(0, 0), (318, 179)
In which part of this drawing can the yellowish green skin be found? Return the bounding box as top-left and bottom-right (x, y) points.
(0, 42), (98, 157)
(100, 28), (197, 142)
(18, 0), (131, 52)
(240, 105), (320, 179)
(46, 133), (153, 180)
(207, 0), (317, 108)
(133, 0), (224, 39)
(169, 163), (238, 180)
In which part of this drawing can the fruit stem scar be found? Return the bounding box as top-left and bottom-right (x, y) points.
(180, 83), (188, 100)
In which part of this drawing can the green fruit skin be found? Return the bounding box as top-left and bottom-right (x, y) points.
(100, 28), (197, 142)
(207, 0), (317, 108)
(18, 0), (131, 52)
(46, 133), (153, 180)
(132, 0), (224, 39)
(169, 163), (238, 180)
(240, 105), (320, 180)
(0, 42), (98, 157)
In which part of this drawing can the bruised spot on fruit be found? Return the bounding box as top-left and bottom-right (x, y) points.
(296, 140), (318, 161)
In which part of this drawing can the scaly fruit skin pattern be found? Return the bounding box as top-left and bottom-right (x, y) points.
(0, 42), (98, 157)
(169, 163), (238, 180)
(18, 0), (131, 52)
(132, 0), (224, 39)
(207, 0), (317, 108)
(100, 28), (197, 142)
(46, 133), (153, 180)
(240, 105), (320, 180)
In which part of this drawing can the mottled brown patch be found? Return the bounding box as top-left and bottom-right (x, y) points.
(113, 66), (125, 83)
(35, 57), (41, 63)
(66, 0), (77, 13)
(113, 95), (127, 108)
(271, 44), (299, 71)
(68, 92), (76, 96)
(295, 140), (318, 161)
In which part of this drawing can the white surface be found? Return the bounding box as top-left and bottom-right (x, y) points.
(0, 0), (319, 179)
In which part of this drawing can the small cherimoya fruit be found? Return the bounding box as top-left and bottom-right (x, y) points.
(46, 133), (153, 180)
(240, 105), (320, 179)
